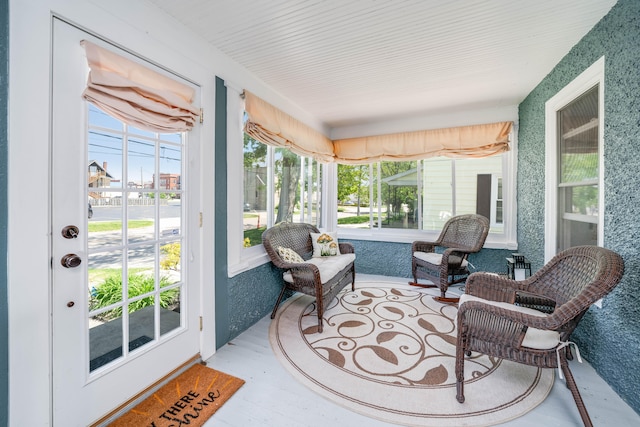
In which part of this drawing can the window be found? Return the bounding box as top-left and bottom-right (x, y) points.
(557, 87), (599, 250)
(86, 103), (185, 371)
(224, 84), (325, 275)
(337, 155), (506, 235)
(242, 132), (323, 248)
(227, 84), (517, 275)
(545, 57), (604, 261)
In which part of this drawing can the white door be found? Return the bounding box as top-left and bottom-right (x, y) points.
(52, 19), (201, 426)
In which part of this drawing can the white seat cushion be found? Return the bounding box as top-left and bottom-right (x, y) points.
(458, 293), (560, 350)
(413, 251), (468, 267)
(283, 253), (355, 284)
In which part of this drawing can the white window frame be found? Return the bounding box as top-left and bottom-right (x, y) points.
(490, 174), (503, 228)
(228, 85), (519, 275)
(226, 83), (266, 276)
(336, 142), (518, 250)
(226, 84), (331, 276)
(544, 57), (605, 263)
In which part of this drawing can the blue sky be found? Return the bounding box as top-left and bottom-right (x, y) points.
(88, 104), (182, 188)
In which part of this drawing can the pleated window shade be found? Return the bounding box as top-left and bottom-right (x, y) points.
(332, 122), (512, 164)
(243, 89), (511, 164)
(243, 91), (336, 163)
(81, 40), (200, 133)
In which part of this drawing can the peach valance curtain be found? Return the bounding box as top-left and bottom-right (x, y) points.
(243, 91), (335, 163)
(332, 121), (513, 164)
(81, 40), (200, 133)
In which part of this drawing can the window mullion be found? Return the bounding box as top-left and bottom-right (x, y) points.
(266, 146), (274, 228)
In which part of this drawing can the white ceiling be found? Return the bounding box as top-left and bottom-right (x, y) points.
(149, 0), (616, 130)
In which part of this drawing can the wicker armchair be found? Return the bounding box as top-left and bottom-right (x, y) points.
(409, 214), (489, 303)
(262, 222), (356, 333)
(455, 245), (625, 427)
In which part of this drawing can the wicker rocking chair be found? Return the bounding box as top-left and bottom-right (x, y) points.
(455, 245), (625, 427)
(409, 214), (489, 303)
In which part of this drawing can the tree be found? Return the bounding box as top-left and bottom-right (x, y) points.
(380, 161), (417, 221)
(275, 148), (301, 223)
(337, 164), (369, 215)
(337, 164), (361, 203)
(243, 133), (267, 167)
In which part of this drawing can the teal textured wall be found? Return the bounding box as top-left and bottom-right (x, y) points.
(518, 0), (640, 413)
(345, 239), (512, 278)
(214, 77), (295, 343)
(227, 262), (288, 340)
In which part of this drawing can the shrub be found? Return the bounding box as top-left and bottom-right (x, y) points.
(90, 273), (179, 320)
(160, 242), (181, 270)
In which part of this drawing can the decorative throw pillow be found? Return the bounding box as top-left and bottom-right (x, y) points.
(277, 246), (304, 263)
(310, 232), (341, 257)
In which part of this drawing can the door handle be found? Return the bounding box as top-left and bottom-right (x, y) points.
(61, 254), (82, 268)
(61, 225), (79, 239)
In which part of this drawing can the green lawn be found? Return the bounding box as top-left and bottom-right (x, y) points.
(88, 220), (154, 232)
(337, 215), (379, 225)
(243, 226), (267, 247)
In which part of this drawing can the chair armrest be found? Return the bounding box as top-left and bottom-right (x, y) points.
(466, 272), (558, 313)
(515, 291), (556, 313)
(339, 242), (355, 254)
(441, 247), (472, 265)
(288, 262), (322, 285)
(465, 272), (520, 303)
(457, 299), (558, 348)
(412, 241), (437, 253)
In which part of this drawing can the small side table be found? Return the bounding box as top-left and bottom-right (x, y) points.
(506, 254), (532, 279)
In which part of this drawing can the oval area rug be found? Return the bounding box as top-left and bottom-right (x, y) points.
(269, 281), (554, 427)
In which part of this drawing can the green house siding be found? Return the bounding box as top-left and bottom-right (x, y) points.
(518, 0), (640, 413)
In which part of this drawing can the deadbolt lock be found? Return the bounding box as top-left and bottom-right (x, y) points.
(61, 225), (79, 239)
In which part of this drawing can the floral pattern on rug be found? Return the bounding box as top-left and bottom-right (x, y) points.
(299, 287), (500, 386)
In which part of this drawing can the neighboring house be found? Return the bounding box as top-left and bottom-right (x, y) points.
(2, 1), (639, 426)
(88, 160), (114, 199)
(155, 173), (181, 191)
(380, 155), (503, 232)
(243, 166), (267, 211)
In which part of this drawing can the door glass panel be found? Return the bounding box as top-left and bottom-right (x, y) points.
(160, 241), (182, 281)
(88, 252), (126, 372)
(129, 125), (156, 139)
(89, 308), (124, 371)
(128, 199), (156, 244)
(88, 110), (124, 250)
(87, 102), (185, 374)
(160, 203), (181, 238)
(128, 300), (155, 353)
(128, 135), (155, 190)
(160, 288), (182, 337)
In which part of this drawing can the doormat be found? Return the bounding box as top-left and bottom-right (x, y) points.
(108, 363), (245, 427)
